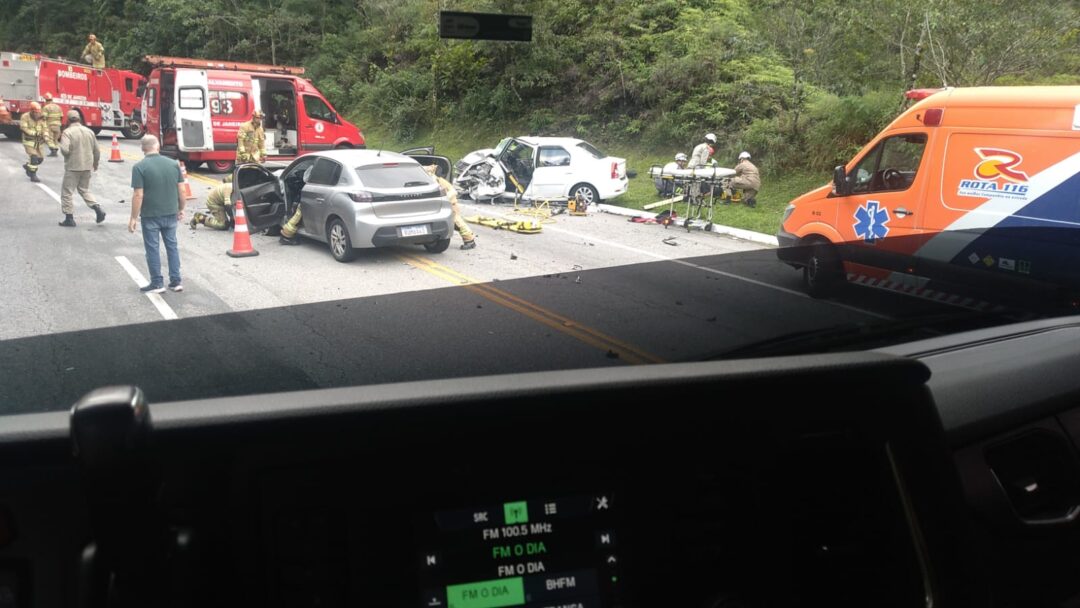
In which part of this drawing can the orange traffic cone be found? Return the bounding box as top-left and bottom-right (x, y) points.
(226, 199), (259, 258)
(178, 162), (195, 200)
(107, 134), (123, 162)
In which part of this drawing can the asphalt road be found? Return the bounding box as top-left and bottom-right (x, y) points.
(0, 132), (958, 415)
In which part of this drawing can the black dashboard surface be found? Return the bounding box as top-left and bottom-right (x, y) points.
(7, 318), (1080, 607)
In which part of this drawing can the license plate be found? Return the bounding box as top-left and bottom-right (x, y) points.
(399, 224), (430, 237)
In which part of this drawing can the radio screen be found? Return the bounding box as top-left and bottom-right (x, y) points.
(416, 494), (620, 608)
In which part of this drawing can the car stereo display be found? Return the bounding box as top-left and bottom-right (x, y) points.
(416, 494), (620, 608)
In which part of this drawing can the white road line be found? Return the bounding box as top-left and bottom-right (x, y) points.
(114, 256), (179, 321)
(462, 203), (892, 320)
(35, 182), (62, 202)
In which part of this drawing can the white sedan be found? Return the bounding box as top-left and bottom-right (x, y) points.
(454, 136), (629, 205)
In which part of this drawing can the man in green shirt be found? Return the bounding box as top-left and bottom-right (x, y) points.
(128, 135), (186, 293)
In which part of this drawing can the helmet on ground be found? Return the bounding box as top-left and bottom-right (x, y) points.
(43, 92), (53, 101)
(705, 133), (717, 144)
(29, 102), (41, 112)
(738, 151), (751, 160)
(675, 153), (688, 162)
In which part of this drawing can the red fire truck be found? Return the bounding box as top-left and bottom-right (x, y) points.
(0, 51), (146, 139)
(142, 56), (366, 173)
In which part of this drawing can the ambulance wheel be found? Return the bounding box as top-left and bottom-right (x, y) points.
(569, 183), (599, 207)
(121, 121), (144, 139)
(208, 160), (235, 174)
(423, 238), (451, 254)
(327, 219), (356, 263)
(803, 240), (842, 298)
(183, 161), (203, 173)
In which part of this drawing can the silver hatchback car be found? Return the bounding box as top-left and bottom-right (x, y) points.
(234, 149), (455, 262)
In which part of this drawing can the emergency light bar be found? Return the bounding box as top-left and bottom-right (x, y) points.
(143, 56), (305, 76)
(905, 88), (944, 100)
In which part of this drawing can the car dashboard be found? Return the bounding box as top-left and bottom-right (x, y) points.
(3, 318), (1080, 607)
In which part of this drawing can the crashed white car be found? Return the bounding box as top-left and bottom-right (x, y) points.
(454, 136), (629, 205)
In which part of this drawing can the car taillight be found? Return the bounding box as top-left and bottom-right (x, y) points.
(348, 191), (372, 202)
(611, 162), (618, 179)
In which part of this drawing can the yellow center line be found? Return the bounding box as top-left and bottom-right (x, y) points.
(398, 253), (666, 365)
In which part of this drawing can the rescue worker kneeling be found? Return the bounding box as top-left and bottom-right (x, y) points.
(727, 151), (761, 207)
(190, 175), (234, 230)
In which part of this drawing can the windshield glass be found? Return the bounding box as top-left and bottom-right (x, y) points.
(355, 164), (433, 189)
(1, 2), (1078, 416)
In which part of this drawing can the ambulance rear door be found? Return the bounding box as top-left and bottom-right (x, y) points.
(144, 70), (162, 139)
(174, 68), (213, 151)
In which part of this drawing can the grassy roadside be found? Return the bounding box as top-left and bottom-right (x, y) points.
(355, 117), (829, 236)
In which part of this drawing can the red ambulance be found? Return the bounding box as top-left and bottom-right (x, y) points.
(0, 51), (146, 139)
(142, 56), (366, 173)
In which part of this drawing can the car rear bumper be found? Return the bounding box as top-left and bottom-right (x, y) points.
(598, 177), (629, 201)
(354, 207), (454, 248)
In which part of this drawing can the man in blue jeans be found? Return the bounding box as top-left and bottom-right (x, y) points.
(128, 135), (186, 293)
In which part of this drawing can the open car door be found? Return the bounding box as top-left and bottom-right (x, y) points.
(173, 68), (213, 151)
(234, 164), (286, 231)
(402, 147), (453, 180)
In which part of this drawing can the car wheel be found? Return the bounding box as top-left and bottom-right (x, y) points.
(121, 120), (144, 139)
(423, 238), (451, 254)
(803, 240), (843, 298)
(208, 160), (235, 174)
(183, 160), (203, 173)
(570, 183), (599, 206)
(327, 219), (356, 263)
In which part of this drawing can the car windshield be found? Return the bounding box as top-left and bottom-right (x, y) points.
(355, 163), (433, 189)
(0, 1), (1078, 420)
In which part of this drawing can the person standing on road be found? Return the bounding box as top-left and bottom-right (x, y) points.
(19, 102), (48, 183)
(728, 151), (761, 208)
(82, 34), (106, 68)
(128, 135), (185, 293)
(42, 93), (63, 157)
(190, 175), (233, 231)
(58, 110), (105, 228)
(236, 110), (266, 164)
(690, 133), (717, 168)
(425, 164), (476, 250)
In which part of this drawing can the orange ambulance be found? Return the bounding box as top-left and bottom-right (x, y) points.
(777, 86), (1080, 306)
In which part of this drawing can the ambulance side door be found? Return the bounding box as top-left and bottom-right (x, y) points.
(144, 74), (161, 139)
(298, 93), (338, 152)
(174, 69), (214, 151)
(835, 130), (931, 281)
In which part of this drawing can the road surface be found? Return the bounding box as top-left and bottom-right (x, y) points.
(0, 133), (958, 415)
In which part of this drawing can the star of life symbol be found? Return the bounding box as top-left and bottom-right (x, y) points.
(853, 200), (890, 244)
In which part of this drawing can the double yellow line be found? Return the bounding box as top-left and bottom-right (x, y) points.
(397, 253), (665, 365)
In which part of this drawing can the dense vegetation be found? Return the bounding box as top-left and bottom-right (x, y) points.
(2, 0), (1077, 177)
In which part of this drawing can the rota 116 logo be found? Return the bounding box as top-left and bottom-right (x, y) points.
(958, 148), (1030, 198)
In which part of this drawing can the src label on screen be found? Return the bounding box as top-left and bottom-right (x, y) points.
(416, 494), (619, 608)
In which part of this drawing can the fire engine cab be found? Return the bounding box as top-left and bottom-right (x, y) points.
(0, 51), (146, 139)
(142, 56), (366, 173)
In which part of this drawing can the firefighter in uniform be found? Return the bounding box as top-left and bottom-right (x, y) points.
(190, 175), (234, 230)
(42, 93), (63, 157)
(425, 164), (476, 250)
(20, 102), (48, 183)
(82, 34), (105, 68)
(728, 151), (761, 207)
(690, 133), (717, 168)
(236, 110), (266, 164)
